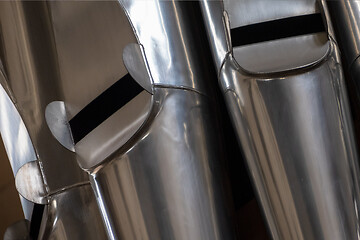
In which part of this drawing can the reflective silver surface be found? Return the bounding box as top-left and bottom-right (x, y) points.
(91, 88), (232, 240)
(325, 0), (360, 67)
(224, 0), (329, 74)
(325, 0), (360, 106)
(200, 1), (229, 74)
(38, 184), (107, 240)
(0, 1), (107, 238)
(123, 43), (153, 94)
(201, 1), (360, 239)
(0, 0), (88, 194)
(87, 1), (234, 239)
(233, 33), (330, 73)
(119, 0), (208, 93)
(0, 80), (36, 176)
(15, 161), (47, 204)
(48, 0), (136, 119)
(224, 0), (318, 28)
(75, 91), (152, 169)
(45, 101), (75, 152)
(48, 1), (153, 169)
(0, 77), (37, 216)
(222, 50), (360, 240)
(19, 196), (34, 220)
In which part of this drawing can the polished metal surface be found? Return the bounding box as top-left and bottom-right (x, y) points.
(200, 1), (229, 74)
(221, 50), (360, 240)
(233, 33), (329, 73)
(48, 1), (153, 170)
(75, 91), (152, 169)
(119, 0), (208, 93)
(224, 0), (318, 29)
(85, 1), (234, 239)
(0, 81), (36, 176)
(45, 101), (75, 152)
(0, 2), (107, 238)
(123, 43), (153, 94)
(325, 0), (360, 67)
(0, 60), (36, 218)
(48, 0), (137, 119)
(324, 0), (360, 110)
(38, 184), (107, 240)
(201, 0), (360, 239)
(91, 88), (232, 240)
(19, 197), (35, 220)
(15, 161), (47, 204)
(0, 0), (88, 194)
(226, 0), (329, 74)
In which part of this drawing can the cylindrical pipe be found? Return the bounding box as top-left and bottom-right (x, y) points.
(0, 2), (107, 238)
(83, 1), (235, 239)
(201, 1), (360, 239)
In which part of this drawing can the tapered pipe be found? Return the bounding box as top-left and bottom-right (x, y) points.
(324, 0), (360, 143)
(201, 0), (360, 239)
(79, 1), (234, 239)
(0, 2), (106, 238)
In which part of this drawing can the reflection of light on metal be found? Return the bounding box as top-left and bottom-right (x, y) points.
(0, 84), (36, 176)
(346, 1), (360, 54)
(123, 0), (173, 77)
(201, 0), (360, 239)
(155, 0), (173, 72)
(0, 1), (111, 238)
(172, 1), (194, 87)
(202, 1), (228, 64)
(15, 161), (47, 204)
(45, 101), (75, 152)
(91, 180), (116, 240)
